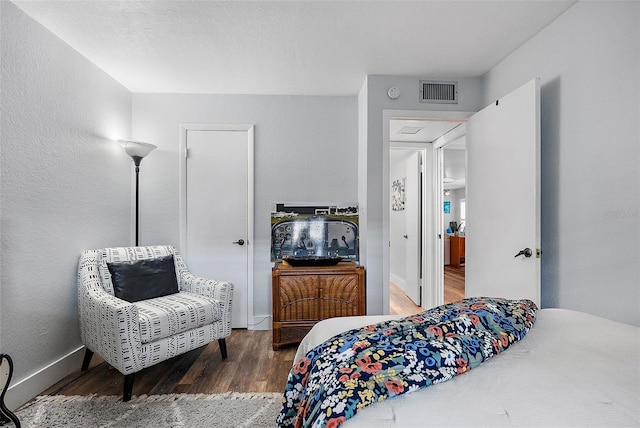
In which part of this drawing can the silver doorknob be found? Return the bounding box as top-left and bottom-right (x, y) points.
(514, 248), (532, 258)
(233, 239), (245, 246)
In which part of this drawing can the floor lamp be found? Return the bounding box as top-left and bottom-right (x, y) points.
(118, 140), (157, 246)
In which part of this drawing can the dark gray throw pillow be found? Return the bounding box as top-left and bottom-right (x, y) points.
(107, 255), (179, 302)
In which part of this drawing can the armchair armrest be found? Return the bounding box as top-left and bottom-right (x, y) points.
(178, 273), (234, 336)
(78, 251), (143, 374)
(172, 250), (233, 335)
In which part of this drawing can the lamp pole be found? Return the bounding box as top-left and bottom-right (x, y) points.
(132, 156), (143, 246)
(118, 140), (157, 247)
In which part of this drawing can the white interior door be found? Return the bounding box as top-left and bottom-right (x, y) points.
(466, 78), (541, 306)
(182, 126), (254, 328)
(404, 152), (421, 305)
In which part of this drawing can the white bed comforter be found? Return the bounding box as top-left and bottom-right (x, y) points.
(293, 308), (639, 427)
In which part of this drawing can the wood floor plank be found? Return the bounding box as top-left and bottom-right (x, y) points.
(390, 282), (422, 315)
(177, 342), (219, 389)
(390, 265), (466, 315)
(149, 347), (207, 395)
(444, 265), (465, 303)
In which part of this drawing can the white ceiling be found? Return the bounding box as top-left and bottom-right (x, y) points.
(13, 0), (576, 191)
(390, 119), (463, 143)
(13, 0), (576, 96)
(442, 143), (467, 190)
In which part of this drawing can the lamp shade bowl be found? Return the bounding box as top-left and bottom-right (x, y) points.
(118, 140), (157, 159)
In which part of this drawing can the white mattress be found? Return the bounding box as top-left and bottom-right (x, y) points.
(293, 309), (640, 427)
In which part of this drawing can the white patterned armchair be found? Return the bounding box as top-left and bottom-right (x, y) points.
(77, 245), (233, 401)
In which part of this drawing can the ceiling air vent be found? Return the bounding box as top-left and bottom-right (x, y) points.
(419, 80), (458, 104)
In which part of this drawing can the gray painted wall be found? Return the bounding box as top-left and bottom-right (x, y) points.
(483, 1), (639, 325)
(1, 2), (132, 408)
(131, 94), (358, 326)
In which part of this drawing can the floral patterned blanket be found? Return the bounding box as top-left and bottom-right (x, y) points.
(277, 297), (538, 428)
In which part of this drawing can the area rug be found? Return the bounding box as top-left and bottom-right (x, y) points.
(14, 392), (283, 427)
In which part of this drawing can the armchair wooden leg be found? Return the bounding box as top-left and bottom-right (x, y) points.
(81, 349), (94, 371)
(123, 374), (135, 402)
(218, 338), (228, 359)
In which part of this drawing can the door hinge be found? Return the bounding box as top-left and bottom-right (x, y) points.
(185, 148), (190, 159)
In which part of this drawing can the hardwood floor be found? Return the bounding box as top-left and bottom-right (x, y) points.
(390, 265), (466, 315)
(42, 330), (297, 398)
(444, 265), (465, 303)
(390, 282), (422, 315)
(39, 266), (465, 401)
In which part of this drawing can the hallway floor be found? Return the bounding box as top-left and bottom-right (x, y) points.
(390, 265), (465, 315)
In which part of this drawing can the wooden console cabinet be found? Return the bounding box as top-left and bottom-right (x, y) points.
(450, 235), (465, 268)
(272, 261), (365, 350)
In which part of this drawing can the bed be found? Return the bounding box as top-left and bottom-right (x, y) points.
(284, 303), (639, 427)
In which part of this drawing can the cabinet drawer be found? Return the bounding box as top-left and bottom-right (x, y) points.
(277, 275), (319, 321)
(319, 274), (362, 319)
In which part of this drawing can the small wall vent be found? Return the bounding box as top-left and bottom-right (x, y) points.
(419, 80), (458, 104)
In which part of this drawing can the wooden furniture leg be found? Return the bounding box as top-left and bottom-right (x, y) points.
(123, 373), (135, 402)
(81, 348), (94, 371)
(218, 339), (228, 359)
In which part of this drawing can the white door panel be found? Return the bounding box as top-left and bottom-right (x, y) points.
(466, 79), (541, 306)
(405, 152), (421, 305)
(184, 128), (252, 328)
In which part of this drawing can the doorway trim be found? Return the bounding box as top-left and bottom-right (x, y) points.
(383, 110), (473, 312)
(179, 123), (255, 328)
(389, 143), (430, 308)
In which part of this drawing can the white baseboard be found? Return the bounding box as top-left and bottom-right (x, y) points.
(247, 314), (272, 331)
(6, 346), (85, 411)
(390, 273), (406, 291)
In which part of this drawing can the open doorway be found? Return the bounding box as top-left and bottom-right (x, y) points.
(385, 80), (541, 313)
(441, 139), (466, 304)
(385, 111), (471, 315)
(389, 146), (425, 314)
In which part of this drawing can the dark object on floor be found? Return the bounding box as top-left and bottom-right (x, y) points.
(0, 354), (20, 427)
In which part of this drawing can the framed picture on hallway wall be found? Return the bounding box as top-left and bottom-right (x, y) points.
(392, 178), (405, 211)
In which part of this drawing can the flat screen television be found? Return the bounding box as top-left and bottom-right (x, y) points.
(271, 203), (359, 264)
